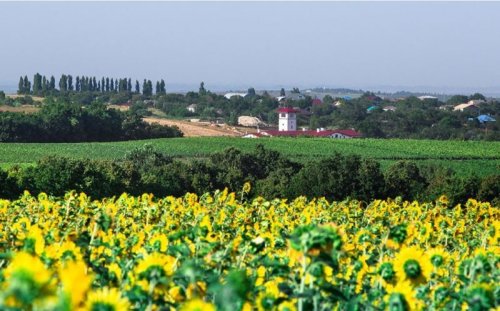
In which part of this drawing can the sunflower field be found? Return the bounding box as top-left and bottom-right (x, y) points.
(0, 188), (498, 310)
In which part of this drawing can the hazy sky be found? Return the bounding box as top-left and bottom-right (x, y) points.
(1, 1), (499, 93)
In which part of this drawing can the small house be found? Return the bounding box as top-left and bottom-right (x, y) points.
(477, 115), (496, 123)
(187, 104), (197, 113)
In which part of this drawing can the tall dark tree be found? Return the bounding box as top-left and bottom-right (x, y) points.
(93, 77), (97, 91)
(59, 74), (68, 92)
(106, 78), (110, 92)
(199, 81), (206, 95)
(80, 76), (86, 91)
(142, 79), (149, 96)
(23, 76), (31, 94)
(119, 79), (127, 92)
(159, 79), (166, 94)
(68, 75), (74, 91)
(75, 76), (81, 92)
(110, 79), (115, 92)
(155, 81), (161, 94)
(247, 87), (256, 96)
(49, 76), (56, 91)
(135, 80), (140, 94)
(18, 76), (24, 94)
(33, 73), (42, 95)
(127, 78), (132, 92)
(280, 88), (286, 96)
(42, 76), (48, 94)
(101, 78), (105, 93)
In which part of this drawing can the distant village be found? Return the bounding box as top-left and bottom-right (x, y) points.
(1, 75), (498, 141)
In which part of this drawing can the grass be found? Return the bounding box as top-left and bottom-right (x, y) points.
(0, 137), (498, 176)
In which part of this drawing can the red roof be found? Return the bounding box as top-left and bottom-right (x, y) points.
(277, 107), (300, 113)
(312, 98), (322, 105)
(260, 129), (361, 138)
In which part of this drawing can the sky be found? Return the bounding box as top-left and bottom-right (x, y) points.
(1, 1), (500, 94)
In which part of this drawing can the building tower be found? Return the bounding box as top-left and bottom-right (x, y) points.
(278, 107), (298, 131)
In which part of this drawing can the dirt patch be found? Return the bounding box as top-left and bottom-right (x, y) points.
(108, 104), (130, 111)
(143, 117), (257, 137)
(0, 105), (40, 113)
(7, 95), (44, 102)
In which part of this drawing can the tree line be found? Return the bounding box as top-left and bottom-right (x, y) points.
(7, 76), (499, 141)
(17, 73), (166, 97)
(0, 145), (497, 206)
(0, 102), (182, 142)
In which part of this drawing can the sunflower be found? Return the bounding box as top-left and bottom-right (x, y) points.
(135, 252), (177, 279)
(386, 280), (422, 310)
(393, 246), (432, 285)
(378, 261), (396, 286)
(2, 252), (53, 307)
(59, 260), (92, 308)
(255, 265), (267, 286)
(107, 263), (122, 282)
(278, 300), (297, 311)
(4, 251), (51, 286)
(180, 298), (216, 311)
(25, 225), (45, 255)
(56, 241), (83, 262)
(85, 287), (130, 311)
(148, 233), (168, 252)
(427, 247), (449, 269)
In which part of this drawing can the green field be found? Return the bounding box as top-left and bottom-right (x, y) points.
(1, 137), (499, 176)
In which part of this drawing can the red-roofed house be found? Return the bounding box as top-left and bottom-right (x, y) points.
(312, 98), (322, 105)
(278, 107), (300, 131)
(258, 129), (361, 138)
(243, 106), (362, 139)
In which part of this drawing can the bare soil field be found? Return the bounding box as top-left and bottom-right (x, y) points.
(143, 117), (256, 137)
(0, 105), (40, 113)
(7, 95), (44, 102)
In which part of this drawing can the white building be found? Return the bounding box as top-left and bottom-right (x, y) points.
(186, 104), (197, 113)
(224, 92), (247, 99)
(278, 107), (299, 131)
(418, 95), (438, 101)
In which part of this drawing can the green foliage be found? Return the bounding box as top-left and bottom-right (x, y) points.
(385, 161), (427, 201)
(0, 137), (498, 176)
(0, 144), (497, 203)
(0, 102), (182, 142)
(477, 175), (500, 205)
(447, 95), (469, 105)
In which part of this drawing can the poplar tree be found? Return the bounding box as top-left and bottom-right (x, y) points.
(18, 76), (24, 94)
(68, 75), (73, 91)
(135, 80), (140, 94)
(23, 76), (31, 94)
(155, 81), (160, 94)
(33, 73), (42, 95)
(199, 81), (206, 95)
(50, 76), (56, 91)
(160, 79), (166, 94)
(59, 74), (68, 92)
(42, 76), (48, 94)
